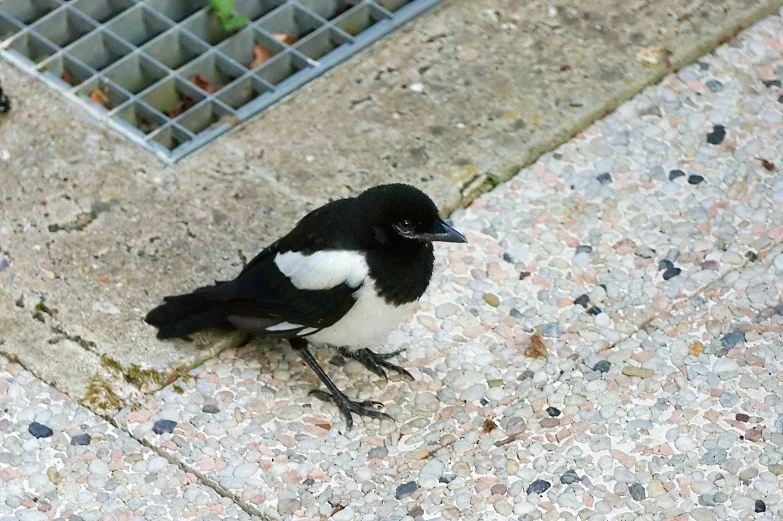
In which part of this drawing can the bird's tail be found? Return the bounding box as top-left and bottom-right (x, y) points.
(144, 283), (230, 339)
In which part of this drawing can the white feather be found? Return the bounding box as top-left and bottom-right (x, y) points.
(265, 321), (303, 331)
(306, 283), (415, 350)
(274, 250), (368, 290)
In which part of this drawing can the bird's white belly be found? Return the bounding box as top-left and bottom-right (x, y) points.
(307, 283), (415, 350)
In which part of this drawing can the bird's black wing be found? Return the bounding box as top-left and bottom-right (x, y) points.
(211, 242), (359, 337)
(146, 199), (363, 339)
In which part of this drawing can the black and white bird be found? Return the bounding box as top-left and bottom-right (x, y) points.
(145, 183), (466, 428)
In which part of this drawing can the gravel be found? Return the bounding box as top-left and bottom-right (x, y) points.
(0, 357), (252, 520)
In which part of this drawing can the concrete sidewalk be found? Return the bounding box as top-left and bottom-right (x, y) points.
(1, 0), (781, 410)
(1, 1), (783, 520)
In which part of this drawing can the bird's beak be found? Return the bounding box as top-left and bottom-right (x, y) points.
(415, 219), (467, 243)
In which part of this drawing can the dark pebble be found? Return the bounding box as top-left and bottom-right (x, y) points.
(721, 330), (746, 349)
(596, 173), (612, 185)
(302, 478), (315, 486)
(779, 94), (783, 103)
(755, 500), (766, 513)
(329, 355), (346, 367)
(502, 253), (514, 263)
(663, 267), (682, 280)
(560, 470), (581, 485)
(519, 271), (531, 280)
(0, 83), (9, 114)
(518, 370), (535, 381)
(527, 479), (551, 495)
(574, 294), (590, 308)
(70, 433), (91, 446)
(546, 407), (561, 417)
(668, 169), (686, 180)
(202, 404), (220, 414)
(629, 482), (646, 501)
(745, 251), (758, 262)
(658, 259), (674, 271)
(706, 125), (725, 145)
(408, 505), (424, 518)
(576, 245), (593, 253)
(593, 360), (611, 373)
(29, 422), (54, 439)
(396, 481), (418, 499)
(510, 308), (523, 319)
(587, 306), (601, 316)
(479, 398), (489, 406)
(439, 475), (454, 484)
(762, 79), (782, 88)
(152, 419), (177, 435)
(688, 174), (705, 185)
(697, 61), (709, 70)
(735, 413), (750, 422)
(705, 80), (723, 93)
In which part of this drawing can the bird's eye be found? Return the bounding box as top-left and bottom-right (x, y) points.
(396, 219), (415, 235)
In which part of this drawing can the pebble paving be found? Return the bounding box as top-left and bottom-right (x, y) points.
(0, 356), (256, 521)
(114, 11), (783, 521)
(4, 9), (783, 521)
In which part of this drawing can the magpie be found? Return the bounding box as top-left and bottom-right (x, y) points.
(145, 183), (466, 428)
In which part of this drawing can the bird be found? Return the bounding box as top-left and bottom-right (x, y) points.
(144, 183), (467, 428)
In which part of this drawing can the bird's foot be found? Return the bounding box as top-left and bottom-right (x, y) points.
(309, 389), (393, 430)
(339, 347), (414, 381)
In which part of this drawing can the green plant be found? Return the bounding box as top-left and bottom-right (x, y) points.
(209, 0), (249, 31)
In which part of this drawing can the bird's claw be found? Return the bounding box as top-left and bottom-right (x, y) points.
(339, 347), (415, 381)
(309, 389), (393, 430)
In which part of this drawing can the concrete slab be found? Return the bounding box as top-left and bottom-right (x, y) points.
(1, 0), (781, 413)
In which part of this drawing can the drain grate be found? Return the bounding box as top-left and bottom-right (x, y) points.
(0, 0), (440, 162)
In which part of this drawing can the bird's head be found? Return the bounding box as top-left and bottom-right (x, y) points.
(357, 184), (467, 248)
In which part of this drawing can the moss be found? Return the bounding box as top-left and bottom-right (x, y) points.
(100, 355), (123, 373)
(15, 296), (24, 308)
(48, 211), (97, 233)
(35, 301), (57, 316)
(83, 375), (123, 412)
(125, 364), (167, 388)
(172, 383), (184, 395)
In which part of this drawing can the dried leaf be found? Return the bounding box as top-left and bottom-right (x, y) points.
(138, 116), (159, 134)
(525, 329), (548, 358)
(89, 89), (110, 108)
(61, 70), (74, 85)
(249, 43), (275, 68)
(482, 419), (497, 434)
(761, 159), (775, 171)
(689, 341), (704, 356)
(637, 45), (672, 67)
(273, 33), (298, 45)
(165, 96), (197, 118)
(189, 73), (224, 94)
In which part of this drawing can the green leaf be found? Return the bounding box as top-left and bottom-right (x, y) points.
(209, 0), (235, 17)
(222, 13), (249, 31)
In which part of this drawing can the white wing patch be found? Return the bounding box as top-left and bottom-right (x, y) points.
(265, 321), (303, 331)
(274, 250), (369, 290)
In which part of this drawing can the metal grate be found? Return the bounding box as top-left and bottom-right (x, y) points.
(0, 0), (440, 162)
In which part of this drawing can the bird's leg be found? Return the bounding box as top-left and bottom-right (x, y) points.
(289, 338), (393, 430)
(338, 347), (414, 381)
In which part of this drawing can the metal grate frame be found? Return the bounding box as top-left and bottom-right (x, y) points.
(0, 0), (440, 163)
